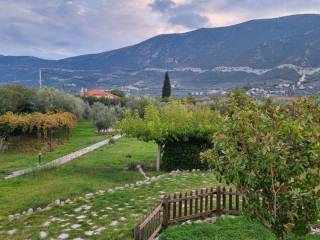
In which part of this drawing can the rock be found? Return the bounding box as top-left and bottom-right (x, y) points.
(39, 231), (48, 239)
(110, 220), (118, 226)
(7, 229), (17, 235)
(55, 199), (61, 205)
(76, 215), (86, 220)
(58, 233), (69, 239)
(74, 207), (82, 212)
(27, 208), (33, 215)
(85, 193), (94, 199)
(120, 217), (127, 221)
(73, 238), (84, 240)
(8, 215), (14, 221)
(91, 211), (98, 217)
(71, 224), (81, 229)
(42, 221), (51, 227)
(84, 230), (94, 236)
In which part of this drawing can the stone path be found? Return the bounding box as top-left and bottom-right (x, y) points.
(4, 135), (122, 179)
(1, 171), (216, 239)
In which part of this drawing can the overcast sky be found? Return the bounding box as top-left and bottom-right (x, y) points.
(0, 0), (320, 59)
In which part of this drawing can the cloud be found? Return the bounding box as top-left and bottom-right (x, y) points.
(149, 0), (210, 28)
(0, 0), (320, 59)
(149, 0), (175, 12)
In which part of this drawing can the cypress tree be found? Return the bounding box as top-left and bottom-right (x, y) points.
(162, 71), (171, 98)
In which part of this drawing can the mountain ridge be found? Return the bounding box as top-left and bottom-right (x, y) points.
(0, 14), (320, 96)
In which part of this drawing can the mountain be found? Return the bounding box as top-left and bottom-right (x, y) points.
(1, 14), (320, 96)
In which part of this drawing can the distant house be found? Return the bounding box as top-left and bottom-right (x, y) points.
(80, 88), (119, 99)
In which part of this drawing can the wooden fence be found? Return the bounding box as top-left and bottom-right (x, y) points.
(133, 186), (243, 240)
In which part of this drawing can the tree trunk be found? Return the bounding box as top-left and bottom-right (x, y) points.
(156, 144), (162, 171)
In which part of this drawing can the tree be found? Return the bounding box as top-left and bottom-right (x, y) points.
(119, 102), (220, 170)
(202, 91), (320, 239)
(162, 72), (171, 98)
(89, 102), (120, 133)
(110, 89), (125, 98)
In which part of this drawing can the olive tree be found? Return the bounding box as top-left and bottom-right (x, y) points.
(90, 102), (121, 133)
(202, 92), (320, 239)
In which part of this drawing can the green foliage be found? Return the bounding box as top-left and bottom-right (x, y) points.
(125, 96), (153, 118)
(159, 217), (318, 240)
(36, 88), (88, 119)
(119, 101), (220, 144)
(110, 89), (125, 98)
(161, 138), (210, 171)
(0, 85), (89, 119)
(162, 71), (171, 98)
(119, 102), (220, 170)
(202, 91), (320, 239)
(81, 95), (126, 107)
(89, 102), (120, 132)
(0, 85), (37, 114)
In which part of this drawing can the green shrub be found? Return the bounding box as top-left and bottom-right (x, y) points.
(202, 91), (320, 239)
(161, 138), (210, 171)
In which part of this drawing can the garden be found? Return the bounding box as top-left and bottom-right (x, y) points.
(0, 85), (319, 240)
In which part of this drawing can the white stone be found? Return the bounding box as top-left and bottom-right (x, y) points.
(110, 220), (118, 226)
(71, 224), (81, 229)
(84, 231), (94, 236)
(91, 211), (98, 217)
(58, 233), (69, 239)
(42, 221), (51, 227)
(7, 229), (17, 235)
(27, 208), (33, 215)
(39, 231), (48, 239)
(76, 215), (86, 219)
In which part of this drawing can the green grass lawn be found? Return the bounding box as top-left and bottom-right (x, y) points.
(0, 170), (218, 239)
(0, 137), (157, 218)
(159, 217), (320, 240)
(0, 120), (107, 177)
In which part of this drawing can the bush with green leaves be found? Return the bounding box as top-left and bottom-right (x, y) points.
(36, 88), (88, 119)
(202, 91), (320, 240)
(0, 85), (89, 119)
(119, 102), (220, 170)
(161, 138), (210, 171)
(0, 85), (37, 114)
(90, 102), (121, 132)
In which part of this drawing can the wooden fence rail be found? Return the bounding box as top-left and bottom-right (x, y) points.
(133, 186), (242, 240)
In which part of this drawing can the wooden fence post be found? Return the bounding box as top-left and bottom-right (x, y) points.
(216, 186), (221, 216)
(162, 195), (169, 228)
(134, 224), (140, 240)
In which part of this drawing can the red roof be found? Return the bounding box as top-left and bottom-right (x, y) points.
(82, 88), (118, 99)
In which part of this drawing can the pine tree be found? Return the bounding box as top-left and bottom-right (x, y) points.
(162, 72), (171, 98)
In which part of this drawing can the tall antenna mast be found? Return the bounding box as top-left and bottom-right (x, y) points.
(39, 69), (42, 89)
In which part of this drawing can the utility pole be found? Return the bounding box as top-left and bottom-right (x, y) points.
(39, 69), (42, 89)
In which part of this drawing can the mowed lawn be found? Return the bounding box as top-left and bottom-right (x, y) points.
(0, 120), (107, 177)
(0, 137), (157, 219)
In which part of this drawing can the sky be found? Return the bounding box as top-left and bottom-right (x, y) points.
(0, 0), (320, 59)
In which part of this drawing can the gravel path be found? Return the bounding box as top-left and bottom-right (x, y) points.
(4, 135), (122, 179)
